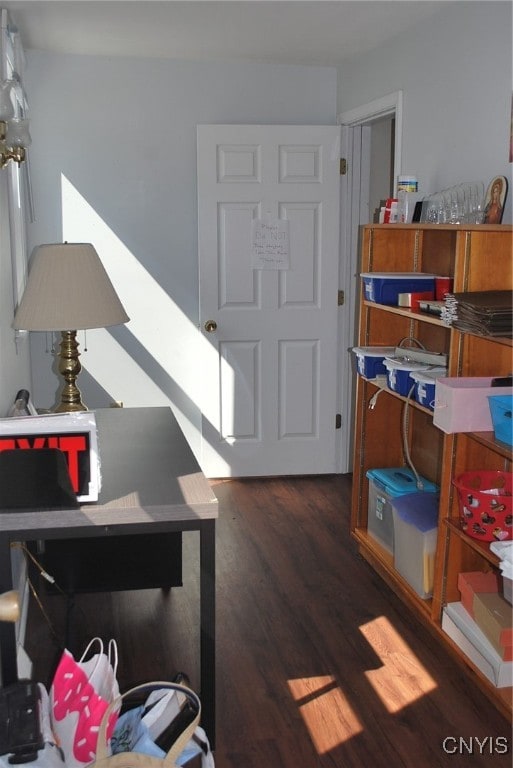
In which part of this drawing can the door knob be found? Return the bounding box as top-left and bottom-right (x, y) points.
(204, 320), (217, 333)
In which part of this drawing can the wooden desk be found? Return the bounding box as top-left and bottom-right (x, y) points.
(0, 406), (218, 744)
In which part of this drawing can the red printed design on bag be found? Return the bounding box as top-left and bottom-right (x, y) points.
(52, 650), (117, 763)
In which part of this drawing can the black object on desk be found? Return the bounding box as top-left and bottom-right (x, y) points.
(0, 681), (43, 764)
(0, 449), (78, 511)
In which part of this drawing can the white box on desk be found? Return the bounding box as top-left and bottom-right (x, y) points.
(0, 411), (100, 502)
(433, 377), (513, 434)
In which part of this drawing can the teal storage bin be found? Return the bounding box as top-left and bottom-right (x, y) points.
(366, 467), (439, 555)
(488, 395), (513, 446)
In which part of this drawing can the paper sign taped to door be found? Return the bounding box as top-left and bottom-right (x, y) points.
(251, 218), (290, 270)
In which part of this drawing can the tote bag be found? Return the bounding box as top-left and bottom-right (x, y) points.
(89, 682), (203, 768)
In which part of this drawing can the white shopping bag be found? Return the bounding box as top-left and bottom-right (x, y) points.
(49, 638), (120, 768)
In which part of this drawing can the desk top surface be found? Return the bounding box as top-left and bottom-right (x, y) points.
(0, 407), (218, 536)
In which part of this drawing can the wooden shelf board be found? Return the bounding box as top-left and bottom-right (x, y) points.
(365, 223), (513, 232)
(363, 300), (445, 326)
(444, 519), (503, 567)
(438, 626), (513, 721)
(363, 301), (513, 346)
(361, 375), (436, 415)
(469, 431), (513, 460)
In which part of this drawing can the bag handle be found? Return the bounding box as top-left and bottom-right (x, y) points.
(107, 638), (119, 677)
(77, 637), (119, 689)
(90, 681), (201, 768)
(79, 636), (104, 663)
(77, 636), (106, 686)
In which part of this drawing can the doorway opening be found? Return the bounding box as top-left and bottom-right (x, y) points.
(336, 92), (402, 473)
(339, 89), (403, 226)
(368, 114), (395, 222)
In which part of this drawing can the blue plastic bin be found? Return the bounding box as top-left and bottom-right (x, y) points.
(361, 272), (436, 305)
(383, 358), (430, 396)
(488, 395), (513, 446)
(410, 368), (447, 410)
(352, 346), (396, 379)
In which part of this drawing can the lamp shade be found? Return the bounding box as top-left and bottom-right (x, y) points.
(13, 243), (129, 331)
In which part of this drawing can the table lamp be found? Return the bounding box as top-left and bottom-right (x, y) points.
(12, 243), (129, 412)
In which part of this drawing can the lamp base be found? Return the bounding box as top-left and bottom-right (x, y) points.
(55, 330), (88, 412)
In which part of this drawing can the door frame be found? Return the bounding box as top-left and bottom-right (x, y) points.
(336, 91), (403, 473)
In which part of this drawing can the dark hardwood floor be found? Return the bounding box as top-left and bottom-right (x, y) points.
(25, 475), (511, 767)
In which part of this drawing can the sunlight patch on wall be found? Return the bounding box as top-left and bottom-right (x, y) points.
(288, 675), (363, 753)
(60, 174), (222, 434)
(360, 616), (437, 713)
(72, 326), (174, 407)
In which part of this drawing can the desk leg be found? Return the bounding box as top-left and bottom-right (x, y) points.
(199, 520), (216, 749)
(0, 537), (17, 686)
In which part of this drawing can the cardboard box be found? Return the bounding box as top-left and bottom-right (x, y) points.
(442, 602), (513, 687)
(433, 377), (513, 434)
(473, 591), (513, 660)
(458, 571), (500, 617)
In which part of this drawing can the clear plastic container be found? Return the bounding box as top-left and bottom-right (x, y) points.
(392, 492), (439, 598)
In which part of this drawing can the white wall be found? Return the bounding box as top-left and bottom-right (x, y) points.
(23, 53), (336, 456)
(337, 1), (512, 222)
(0, 172), (31, 416)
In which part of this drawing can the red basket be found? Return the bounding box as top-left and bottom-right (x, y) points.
(453, 470), (513, 542)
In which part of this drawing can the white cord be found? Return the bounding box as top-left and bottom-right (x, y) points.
(402, 382), (424, 490)
(369, 389), (382, 409)
(368, 376), (388, 409)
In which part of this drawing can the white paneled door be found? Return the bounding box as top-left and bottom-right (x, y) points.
(197, 125), (340, 477)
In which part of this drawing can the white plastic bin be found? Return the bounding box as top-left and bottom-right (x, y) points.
(392, 491), (439, 598)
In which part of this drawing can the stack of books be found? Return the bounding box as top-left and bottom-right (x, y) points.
(441, 290), (513, 337)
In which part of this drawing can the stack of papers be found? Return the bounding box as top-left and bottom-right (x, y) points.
(490, 541), (513, 581)
(441, 290), (513, 336)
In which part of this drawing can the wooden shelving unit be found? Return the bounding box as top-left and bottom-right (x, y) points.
(350, 223), (513, 721)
